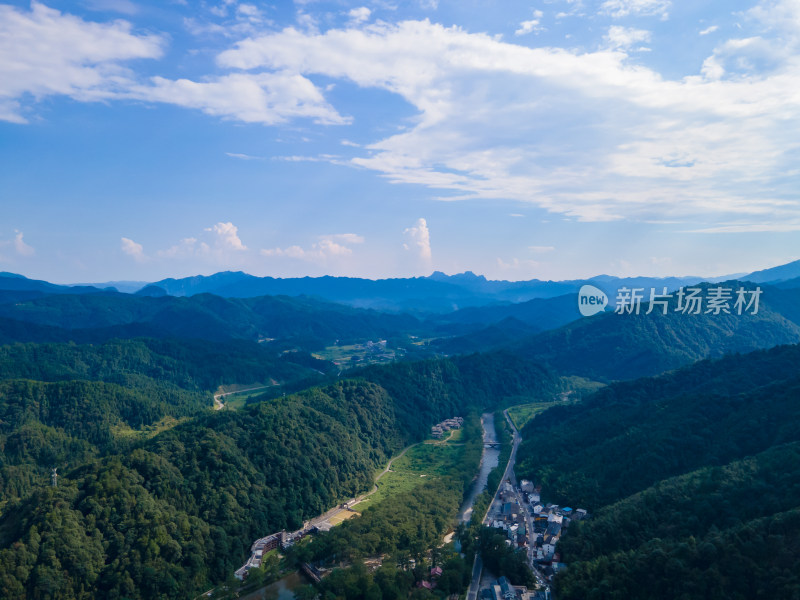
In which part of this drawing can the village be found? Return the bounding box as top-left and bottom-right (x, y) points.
(479, 477), (588, 600)
(232, 413), (587, 600)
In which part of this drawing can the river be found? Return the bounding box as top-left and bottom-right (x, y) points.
(239, 572), (310, 600)
(457, 412), (500, 523)
(241, 412), (499, 599)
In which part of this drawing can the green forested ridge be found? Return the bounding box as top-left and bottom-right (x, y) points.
(515, 343), (800, 599)
(510, 282), (800, 382)
(517, 343), (800, 508)
(0, 338), (323, 390)
(0, 291), (423, 349)
(0, 344), (560, 599)
(556, 508), (800, 600)
(0, 338), (330, 507)
(357, 351), (560, 439)
(0, 380), (403, 599)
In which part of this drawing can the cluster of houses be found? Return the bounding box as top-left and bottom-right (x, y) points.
(346, 340), (397, 366)
(485, 479), (588, 587)
(488, 481), (531, 551)
(415, 566), (445, 591)
(480, 575), (549, 600)
(234, 531), (286, 580)
(431, 416), (464, 438)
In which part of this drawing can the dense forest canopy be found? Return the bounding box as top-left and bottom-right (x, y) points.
(0, 335), (561, 599)
(516, 344), (800, 599)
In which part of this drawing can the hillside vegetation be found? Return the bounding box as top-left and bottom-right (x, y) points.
(516, 343), (800, 599)
(0, 341), (561, 599)
(511, 282), (800, 381)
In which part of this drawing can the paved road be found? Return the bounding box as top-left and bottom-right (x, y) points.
(502, 410), (549, 589)
(466, 554), (483, 600)
(465, 412), (520, 600)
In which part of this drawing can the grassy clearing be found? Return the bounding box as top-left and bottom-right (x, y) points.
(112, 415), (190, 441)
(214, 383), (275, 410)
(353, 440), (465, 510)
(506, 402), (566, 430)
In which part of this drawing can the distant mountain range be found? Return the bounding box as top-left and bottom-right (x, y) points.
(4, 263), (800, 382)
(137, 270), (738, 313)
(6, 259), (798, 314)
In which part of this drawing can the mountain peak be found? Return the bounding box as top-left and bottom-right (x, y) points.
(428, 270), (487, 282)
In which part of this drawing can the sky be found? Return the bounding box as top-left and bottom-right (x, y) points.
(2, 0), (800, 283)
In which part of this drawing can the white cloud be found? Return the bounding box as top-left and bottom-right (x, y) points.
(13, 231), (35, 257)
(496, 257), (540, 272)
(515, 10), (545, 36)
(226, 152), (265, 160)
(329, 233), (365, 244)
(206, 221), (247, 251)
(121, 237), (146, 262)
(604, 26), (651, 50)
(213, 17), (800, 229)
(0, 2), (164, 123)
(403, 218), (432, 262)
(158, 237), (207, 259)
(260, 233), (363, 262)
(132, 222), (250, 262)
(131, 73), (348, 126)
(261, 245), (308, 259)
(236, 4), (264, 23)
(699, 25), (719, 36)
(348, 7), (372, 25)
(600, 0), (670, 19)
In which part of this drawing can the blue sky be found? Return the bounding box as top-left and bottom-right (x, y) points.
(2, 0), (799, 283)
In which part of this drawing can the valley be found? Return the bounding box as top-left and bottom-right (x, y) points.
(0, 267), (799, 599)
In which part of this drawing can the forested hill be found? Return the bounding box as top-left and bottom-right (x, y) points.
(357, 351), (560, 439)
(0, 290), (422, 349)
(516, 343), (800, 599)
(508, 282), (800, 382)
(0, 338), (327, 390)
(0, 346), (561, 599)
(0, 338), (330, 505)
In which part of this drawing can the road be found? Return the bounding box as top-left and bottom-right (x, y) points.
(502, 410), (548, 590)
(465, 412), (519, 600)
(213, 385), (271, 410)
(465, 409), (549, 598)
(355, 443), (416, 501)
